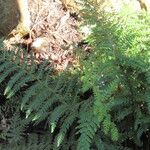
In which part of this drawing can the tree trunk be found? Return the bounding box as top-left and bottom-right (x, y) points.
(0, 0), (30, 37)
(17, 0), (31, 33)
(138, 0), (148, 11)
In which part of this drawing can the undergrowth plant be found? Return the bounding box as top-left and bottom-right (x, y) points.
(0, 44), (127, 150)
(0, 2), (150, 150)
(80, 1), (150, 149)
(0, 48), (101, 149)
(0, 49), (82, 150)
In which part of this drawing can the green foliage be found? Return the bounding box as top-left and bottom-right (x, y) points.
(0, 49), (98, 150)
(0, 49), (80, 149)
(0, 3), (150, 150)
(0, 47), (122, 150)
(0, 132), (53, 150)
(81, 1), (150, 149)
(77, 108), (99, 150)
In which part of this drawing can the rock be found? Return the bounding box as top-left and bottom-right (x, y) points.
(31, 37), (49, 53)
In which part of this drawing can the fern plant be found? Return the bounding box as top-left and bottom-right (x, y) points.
(80, 1), (150, 149)
(0, 48), (94, 149)
(1, 2), (150, 150)
(0, 132), (54, 150)
(0, 45), (121, 150)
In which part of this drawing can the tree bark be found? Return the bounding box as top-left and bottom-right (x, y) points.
(138, 0), (148, 11)
(0, 0), (30, 37)
(17, 0), (31, 33)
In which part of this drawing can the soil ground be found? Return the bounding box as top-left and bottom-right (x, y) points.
(3, 0), (83, 72)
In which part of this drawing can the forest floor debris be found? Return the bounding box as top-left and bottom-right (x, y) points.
(3, 0), (84, 72)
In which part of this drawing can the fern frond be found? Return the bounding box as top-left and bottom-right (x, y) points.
(56, 112), (77, 147)
(6, 75), (34, 98)
(6, 113), (30, 143)
(21, 81), (43, 110)
(4, 70), (26, 96)
(0, 133), (53, 150)
(116, 107), (133, 121)
(0, 64), (19, 84)
(25, 82), (50, 118)
(49, 104), (68, 133)
(77, 109), (99, 150)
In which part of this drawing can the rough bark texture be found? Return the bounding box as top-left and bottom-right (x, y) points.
(0, 0), (30, 37)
